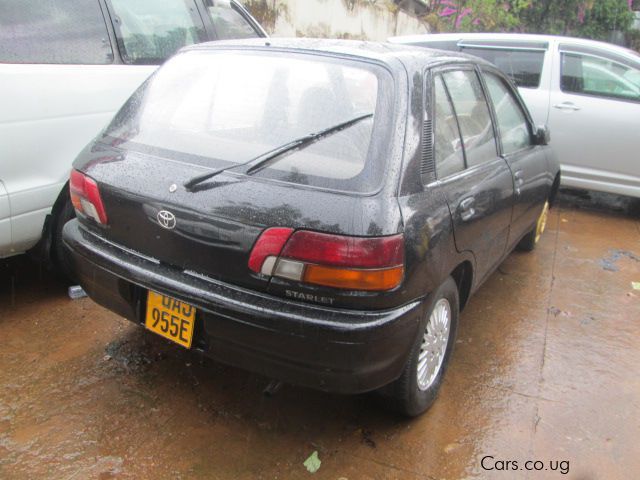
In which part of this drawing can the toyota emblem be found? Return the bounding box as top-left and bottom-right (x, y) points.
(157, 210), (177, 230)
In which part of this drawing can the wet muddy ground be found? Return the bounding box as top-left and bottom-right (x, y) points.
(1, 190), (639, 479)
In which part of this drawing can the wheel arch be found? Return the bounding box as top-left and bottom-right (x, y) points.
(548, 172), (561, 208)
(449, 260), (473, 312)
(33, 181), (71, 263)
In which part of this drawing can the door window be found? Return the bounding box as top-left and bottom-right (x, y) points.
(484, 73), (532, 155)
(433, 75), (465, 178)
(461, 47), (545, 88)
(561, 52), (640, 102)
(0, 0), (113, 64)
(204, 0), (259, 39)
(109, 0), (206, 65)
(442, 70), (497, 167)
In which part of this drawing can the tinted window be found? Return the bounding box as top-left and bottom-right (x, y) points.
(484, 74), (531, 155)
(561, 52), (640, 102)
(442, 70), (497, 167)
(433, 76), (465, 178)
(461, 47), (545, 88)
(109, 0), (206, 65)
(104, 51), (393, 193)
(204, 0), (259, 39)
(0, 0), (113, 64)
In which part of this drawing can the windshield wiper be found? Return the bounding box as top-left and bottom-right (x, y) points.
(183, 113), (373, 192)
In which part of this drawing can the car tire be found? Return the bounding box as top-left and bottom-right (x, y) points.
(52, 196), (76, 282)
(517, 200), (550, 252)
(378, 276), (459, 417)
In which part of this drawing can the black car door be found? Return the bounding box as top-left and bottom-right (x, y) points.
(432, 67), (515, 284)
(481, 70), (550, 248)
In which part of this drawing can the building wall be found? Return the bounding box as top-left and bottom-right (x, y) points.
(243, 0), (429, 41)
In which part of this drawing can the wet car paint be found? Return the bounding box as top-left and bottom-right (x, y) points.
(2, 191), (639, 478)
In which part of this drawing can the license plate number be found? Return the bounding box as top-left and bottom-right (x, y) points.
(145, 291), (196, 348)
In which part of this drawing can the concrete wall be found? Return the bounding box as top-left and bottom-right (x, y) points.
(243, 0), (429, 41)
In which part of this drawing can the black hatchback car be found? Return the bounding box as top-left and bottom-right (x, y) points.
(63, 39), (560, 416)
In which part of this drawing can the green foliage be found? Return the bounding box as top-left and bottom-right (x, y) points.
(580, 0), (635, 39)
(423, 0), (635, 40)
(423, 0), (532, 33)
(628, 30), (640, 52)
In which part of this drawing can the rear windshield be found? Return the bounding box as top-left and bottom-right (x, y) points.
(102, 50), (395, 193)
(460, 47), (545, 88)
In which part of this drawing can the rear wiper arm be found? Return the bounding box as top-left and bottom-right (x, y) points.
(183, 113), (373, 192)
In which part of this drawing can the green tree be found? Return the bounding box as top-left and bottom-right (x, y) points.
(579, 0), (635, 39)
(422, 0), (531, 33)
(516, 0), (633, 39)
(422, 0), (634, 40)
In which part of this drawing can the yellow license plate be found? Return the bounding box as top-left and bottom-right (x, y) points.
(145, 291), (196, 348)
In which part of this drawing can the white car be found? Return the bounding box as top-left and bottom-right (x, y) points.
(0, 0), (266, 271)
(390, 33), (640, 198)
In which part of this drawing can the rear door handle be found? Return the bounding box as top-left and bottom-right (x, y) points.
(553, 102), (581, 111)
(459, 197), (476, 222)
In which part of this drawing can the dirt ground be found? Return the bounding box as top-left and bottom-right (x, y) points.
(1, 190), (639, 480)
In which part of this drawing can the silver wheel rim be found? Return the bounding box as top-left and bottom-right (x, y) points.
(417, 298), (451, 391)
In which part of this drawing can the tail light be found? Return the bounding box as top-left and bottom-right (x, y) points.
(69, 169), (108, 225)
(248, 229), (404, 291)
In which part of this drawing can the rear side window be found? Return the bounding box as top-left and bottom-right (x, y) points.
(442, 70), (497, 167)
(108, 0), (206, 65)
(561, 52), (640, 102)
(204, 0), (259, 39)
(484, 74), (532, 155)
(433, 76), (465, 178)
(461, 47), (545, 88)
(0, 0), (113, 64)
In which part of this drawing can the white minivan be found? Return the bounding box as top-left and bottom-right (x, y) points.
(390, 33), (640, 198)
(0, 0), (266, 272)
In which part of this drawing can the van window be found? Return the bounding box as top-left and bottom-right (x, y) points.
(460, 47), (545, 88)
(433, 75), (465, 178)
(561, 52), (640, 102)
(0, 0), (113, 64)
(109, 0), (206, 65)
(484, 74), (531, 155)
(442, 70), (497, 167)
(204, 0), (259, 39)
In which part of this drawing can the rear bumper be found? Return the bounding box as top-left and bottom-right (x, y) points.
(62, 220), (423, 394)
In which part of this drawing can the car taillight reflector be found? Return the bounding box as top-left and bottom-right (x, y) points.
(69, 169), (108, 225)
(304, 264), (404, 291)
(248, 229), (404, 291)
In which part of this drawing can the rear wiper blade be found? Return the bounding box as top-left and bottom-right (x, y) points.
(183, 113), (373, 192)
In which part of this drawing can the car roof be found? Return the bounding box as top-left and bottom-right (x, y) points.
(389, 33), (640, 63)
(183, 37), (491, 70)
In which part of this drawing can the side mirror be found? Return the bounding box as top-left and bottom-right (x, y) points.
(533, 125), (550, 146)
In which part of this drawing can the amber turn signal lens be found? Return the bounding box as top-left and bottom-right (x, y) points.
(303, 265), (404, 291)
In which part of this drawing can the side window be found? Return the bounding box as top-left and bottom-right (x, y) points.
(109, 0), (206, 65)
(204, 0), (260, 40)
(484, 73), (532, 155)
(442, 70), (497, 168)
(461, 47), (545, 88)
(561, 52), (640, 102)
(433, 75), (465, 178)
(0, 0), (113, 64)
